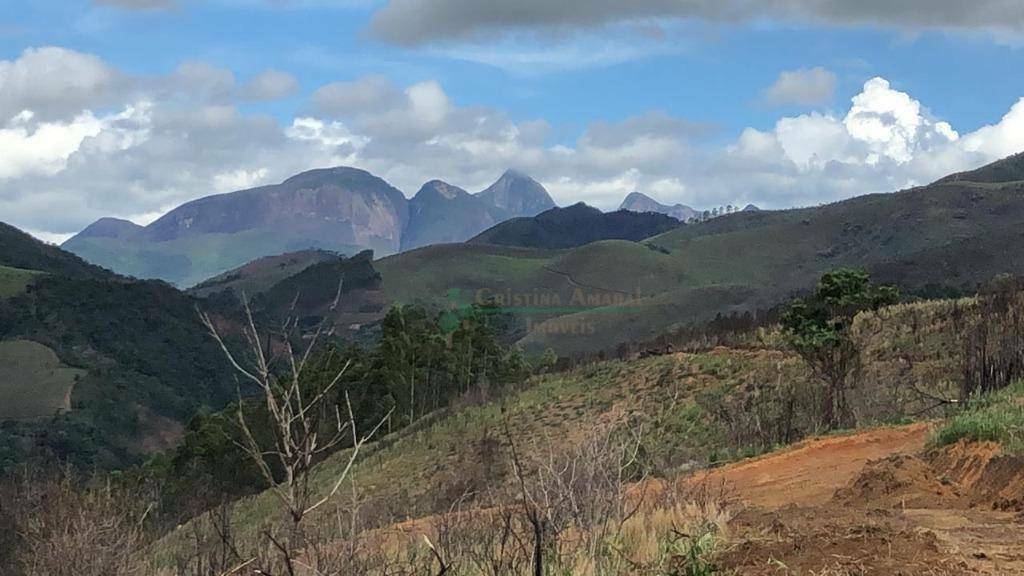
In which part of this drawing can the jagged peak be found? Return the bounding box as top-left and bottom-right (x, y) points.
(415, 179), (470, 201)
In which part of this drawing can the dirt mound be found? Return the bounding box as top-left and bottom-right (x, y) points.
(833, 453), (962, 509)
(833, 440), (1024, 513)
(719, 507), (971, 576)
(683, 424), (1024, 574)
(684, 423), (932, 509)
(930, 440), (1024, 511)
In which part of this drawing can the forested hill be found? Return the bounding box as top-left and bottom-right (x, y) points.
(0, 222), (236, 470)
(469, 203), (681, 249)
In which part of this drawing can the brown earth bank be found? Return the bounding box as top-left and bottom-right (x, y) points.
(701, 425), (1024, 575)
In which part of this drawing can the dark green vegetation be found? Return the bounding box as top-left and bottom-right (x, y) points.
(147, 302), (528, 520)
(0, 222), (106, 280)
(65, 167), (557, 287)
(782, 269), (899, 429)
(0, 224), (236, 470)
(379, 153), (1024, 357)
(469, 202), (681, 249)
(937, 151), (1024, 185)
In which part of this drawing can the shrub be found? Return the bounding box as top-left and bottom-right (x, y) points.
(933, 380), (1024, 454)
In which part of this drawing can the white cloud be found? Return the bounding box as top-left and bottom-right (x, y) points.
(0, 46), (125, 121)
(2, 46), (1024, 242)
(764, 67), (837, 107)
(961, 97), (1024, 158)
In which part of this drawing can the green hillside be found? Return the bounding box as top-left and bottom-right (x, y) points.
(0, 223), (237, 469)
(0, 340), (84, 421)
(152, 294), (967, 565)
(189, 249), (339, 298)
(0, 266), (41, 299)
(67, 227), (365, 288)
(468, 203), (681, 249)
(377, 154), (1024, 356)
(0, 222), (106, 280)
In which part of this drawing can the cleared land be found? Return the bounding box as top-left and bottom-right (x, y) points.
(0, 339), (84, 421)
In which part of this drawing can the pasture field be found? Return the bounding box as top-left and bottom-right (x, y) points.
(0, 340), (84, 421)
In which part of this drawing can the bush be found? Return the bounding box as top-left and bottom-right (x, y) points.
(933, 380), (1024, 454)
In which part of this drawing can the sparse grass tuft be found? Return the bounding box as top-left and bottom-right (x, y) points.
(933, 380), (1024, 454)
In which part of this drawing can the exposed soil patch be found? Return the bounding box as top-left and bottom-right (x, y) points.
(684, 423), (932, 509)
(692, 424), (1024, 574)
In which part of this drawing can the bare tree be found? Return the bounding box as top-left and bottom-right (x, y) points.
(10, 469), (150, 576)
(198, 290), (390, 574)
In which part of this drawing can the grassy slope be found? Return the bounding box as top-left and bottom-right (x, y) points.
(0, 265), (41, 299)
(377, 244), (565, 306)
(0, 340), (85, 421)
(189, 249), (338, 298)
(153, 348), (805, 563)
(934, 380), (1024, 454)
(67, 229), (365, 288)
(378, 170), (1024, 355)
(154, 296), (972, 561)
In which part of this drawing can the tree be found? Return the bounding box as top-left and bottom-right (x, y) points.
(199, 297), (390, 575)
(781, 269), (898, 430)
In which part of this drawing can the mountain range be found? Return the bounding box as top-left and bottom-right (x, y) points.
(63, 168), (557, 287)
(619, 191), (759, 221)
(376, 152), (1024, 356)
(619, 192), (701, 222)
(5, 151), (1024, 467)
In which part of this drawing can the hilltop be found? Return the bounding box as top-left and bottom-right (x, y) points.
(378, 153), (1024, 356)
(63, 168), (558, 287)
(619, 191), (700, 221)
(469, 202), (681, 249)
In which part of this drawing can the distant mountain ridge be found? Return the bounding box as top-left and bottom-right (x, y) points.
(619, 192), (700, 222)
(376, 151), (1024, 357)
(469, 202), (681, 249)
(619, 192), (759, 221)
(63, 167), (557, 286)
(401, 180), (505, 251)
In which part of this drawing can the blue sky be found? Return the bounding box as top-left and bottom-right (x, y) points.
(2, 0), (1024, 241)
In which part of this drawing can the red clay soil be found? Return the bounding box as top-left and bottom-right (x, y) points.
(685, 423), (933, 509)
(694, 424), (1024, 575)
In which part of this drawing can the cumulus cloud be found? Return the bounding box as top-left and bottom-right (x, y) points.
(764, 67), (837, 107)
(3, 46), (1024, 242)
(369, 0), (1024, 46)
(0, 47), (126, 121)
